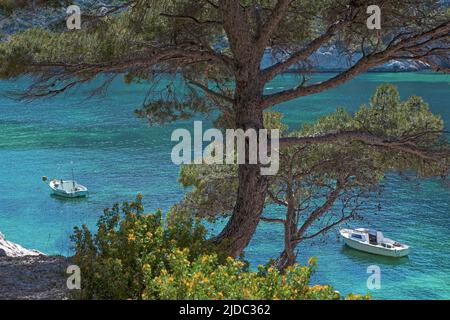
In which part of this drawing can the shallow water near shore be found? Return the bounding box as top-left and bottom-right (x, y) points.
(0, 72), (449, 299)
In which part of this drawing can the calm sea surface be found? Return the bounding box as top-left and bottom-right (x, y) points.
(0, 72), (449, 299)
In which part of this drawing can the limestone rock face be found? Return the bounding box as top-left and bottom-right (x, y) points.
(0, 232), (43, 257)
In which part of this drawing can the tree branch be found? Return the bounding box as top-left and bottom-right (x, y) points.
(279, 130), (447, 161)
(160, 13), (221, 25)
(255, 0), (293, 51)
(261, 20), (347, 83)
(185, 78), (234, 104)
(299, 214), (354, 241)
(260, 217), (286, 224)
(295, 176), (348, 240)
(261, 21), (450, 109)
(267, 189), (288, 206)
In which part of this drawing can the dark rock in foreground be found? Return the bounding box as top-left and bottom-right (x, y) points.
(0, 255), (70, 300)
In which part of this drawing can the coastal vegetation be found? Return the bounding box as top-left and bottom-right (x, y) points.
(0, 0), (448, 258)
(0, 1), (449, 300)
(69, 85), (447, 298)
(71, 195), (369, 300)
(174, 84), (449, 270)
(0, 0), (66, 14)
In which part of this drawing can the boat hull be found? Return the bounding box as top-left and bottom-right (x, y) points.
(343, 237), (410, 257)
(51, 188), (88, 198)
(49, 180), (88, 198)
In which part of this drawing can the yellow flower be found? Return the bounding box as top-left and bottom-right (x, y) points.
(193, 272), (201, 279)
(310, 284), (329, 291)
(168, 277), (174, 284)
(143, 263), (151, 271)
(202, 277), (209, 283)
(128, 233), (136, 242)
(308, 257), (318, 265)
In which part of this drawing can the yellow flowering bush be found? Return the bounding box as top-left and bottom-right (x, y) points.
(70, 195), (215, 300)
(71, 196), (368, 300)
(144, 249), (367, 300)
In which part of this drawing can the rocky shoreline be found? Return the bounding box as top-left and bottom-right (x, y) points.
(0, 233), (70, 300)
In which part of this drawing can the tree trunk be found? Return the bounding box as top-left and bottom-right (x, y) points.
(213, 93), (268, 257)
(213, 163), (268, 257)
(276, 249), (297, 271)
(212, 2), (267, 257)
(279, 168), (298, 270)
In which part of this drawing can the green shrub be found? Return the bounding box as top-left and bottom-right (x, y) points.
(145, 251), (350, 300)
(70, 195), (215, 300)
(71, 196), (368, 300)
(0, 0), (21, 14)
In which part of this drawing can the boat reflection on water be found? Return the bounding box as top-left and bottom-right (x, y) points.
(340, 245), (410, 266)
(49, 193), (90, 203)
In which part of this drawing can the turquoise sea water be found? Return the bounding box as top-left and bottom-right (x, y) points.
(0, 72), (449, 299)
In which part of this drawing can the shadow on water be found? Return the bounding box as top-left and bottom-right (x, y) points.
(340, 244), (410, 266)
(50, 194), (90, 203)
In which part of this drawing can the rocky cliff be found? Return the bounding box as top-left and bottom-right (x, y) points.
(0, 232), (43, 257)
(0, 232), (70, 300)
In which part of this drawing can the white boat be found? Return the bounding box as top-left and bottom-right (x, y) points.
(48, 179), (88, 198)
(340, 228), (410, 257)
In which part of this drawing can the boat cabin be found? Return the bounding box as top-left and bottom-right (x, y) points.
(350, 228), (386, 246)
